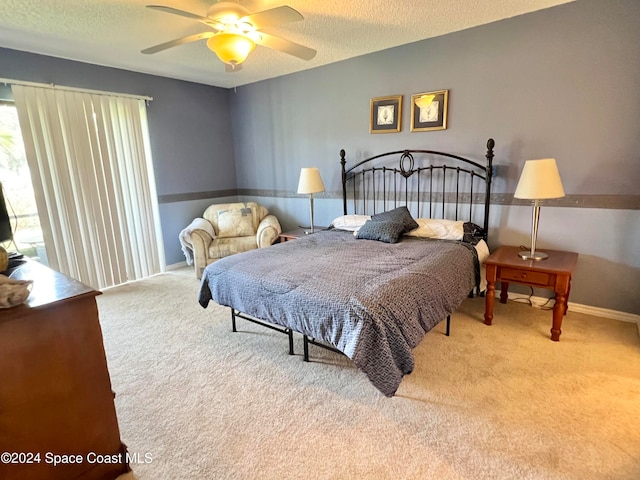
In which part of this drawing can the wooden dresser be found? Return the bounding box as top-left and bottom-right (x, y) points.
(0, 261), (129, 480)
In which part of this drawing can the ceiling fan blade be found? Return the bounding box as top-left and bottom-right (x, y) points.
(141, 32), (214, 54)
(243, 6), (303, 30)
(146, 5), (210, 23)
(254, 32), (316, 61)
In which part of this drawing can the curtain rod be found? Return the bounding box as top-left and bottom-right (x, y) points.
(0, 77), (153, 102)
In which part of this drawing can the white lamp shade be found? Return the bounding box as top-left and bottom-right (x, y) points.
(514, 158), (565, 200)
(297, 167), (325, 194)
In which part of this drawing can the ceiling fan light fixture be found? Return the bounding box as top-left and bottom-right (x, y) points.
(206, 2), (249, 22)
(206, 32), (256, 65)
(247, 31), (262, 42)
(236, 20), (254, 33)
(143, 3), (316, 68)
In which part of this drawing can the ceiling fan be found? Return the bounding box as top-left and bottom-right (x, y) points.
(141, 1), (317, 72)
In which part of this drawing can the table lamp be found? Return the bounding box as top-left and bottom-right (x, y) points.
(514, 158), (565, 260)
(297, 167), (325, 234)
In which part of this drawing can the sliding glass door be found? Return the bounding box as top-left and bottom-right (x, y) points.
(11, 83), (164, 289)
(0, 102), (47, 264)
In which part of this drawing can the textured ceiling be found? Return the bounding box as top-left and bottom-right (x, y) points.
(0, 0), (575, 89)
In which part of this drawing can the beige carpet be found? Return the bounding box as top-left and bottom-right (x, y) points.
(96, 268), (640, 480)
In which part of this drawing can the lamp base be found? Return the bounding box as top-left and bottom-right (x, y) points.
(518, 250), (548, 261)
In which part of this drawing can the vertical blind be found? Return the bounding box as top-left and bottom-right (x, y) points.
(12, 84), (164, 289)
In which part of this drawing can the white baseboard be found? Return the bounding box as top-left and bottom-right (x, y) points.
(165, 261), (189, 271)
(498, 291), (640, 336)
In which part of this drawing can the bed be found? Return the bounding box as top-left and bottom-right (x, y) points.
(199, 139), (495, 396)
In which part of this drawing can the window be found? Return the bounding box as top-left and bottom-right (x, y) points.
(0, 102), (47, 263)
(11, 84), (164, 288)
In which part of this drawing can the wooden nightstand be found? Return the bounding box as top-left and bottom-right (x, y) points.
(278, 227), (308, 242)
(484, 245), (578, 341)
(278, 227), (327, 242)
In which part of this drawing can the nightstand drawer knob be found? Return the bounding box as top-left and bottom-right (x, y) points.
(499, 267), (550, 286)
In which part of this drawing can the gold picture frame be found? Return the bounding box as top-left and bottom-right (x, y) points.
(370, 95), (402, 133)
(410, 90), (448, 132)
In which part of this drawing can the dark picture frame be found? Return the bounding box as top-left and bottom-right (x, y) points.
(370, 95), (402, 133)
(410, 90), (448, 132)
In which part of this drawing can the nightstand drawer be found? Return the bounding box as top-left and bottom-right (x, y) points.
(499, 267), (550, 286)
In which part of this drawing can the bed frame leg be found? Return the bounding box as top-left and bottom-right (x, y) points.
(303, 335), (310, 362)
(446, 315), (451, 336)
(229, 309), (295, 354)
(287, 329), (294, 355)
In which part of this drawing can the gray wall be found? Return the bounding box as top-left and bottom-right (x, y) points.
(230, 0), (640, 314)
(0, 47), (236, 266)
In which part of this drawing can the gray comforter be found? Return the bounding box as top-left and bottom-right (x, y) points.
(198, 230), (478, 396)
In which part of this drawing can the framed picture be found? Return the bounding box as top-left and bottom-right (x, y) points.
(370, 95), (402, 133)
(410, 90), (449, 132)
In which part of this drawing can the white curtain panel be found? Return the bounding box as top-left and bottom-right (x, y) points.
(12, 84), (164, 289)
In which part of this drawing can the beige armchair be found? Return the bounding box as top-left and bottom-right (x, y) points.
(191, 202), (281, 279)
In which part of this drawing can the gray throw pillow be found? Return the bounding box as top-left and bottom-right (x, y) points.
(356, 220), (405, 243)
(463, 222), (485, 245)
(371, 206), (419, 233)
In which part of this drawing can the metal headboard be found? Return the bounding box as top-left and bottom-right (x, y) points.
(340, 138), (495, 240)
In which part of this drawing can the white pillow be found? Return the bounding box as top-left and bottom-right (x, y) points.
(475, 239), (490, 293)
(331, 214), (371, 232)
(405, 218), (464, 240)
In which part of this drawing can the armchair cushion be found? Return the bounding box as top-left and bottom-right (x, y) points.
(208, 236), (258, 259)
(217, 207), (255, 238)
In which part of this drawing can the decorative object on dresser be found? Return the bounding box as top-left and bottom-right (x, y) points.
(514, 158), (565, 260)
(369, 95), (402, 133)
(484, 245), (578, 341)
(0, 260), (129, 480)
(199, 139), (496, 397)
(183, 202), (281, 279)
(410, 89), (449, 132)
(0, 273), (32, 307)
(297, 167), (325, 234)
